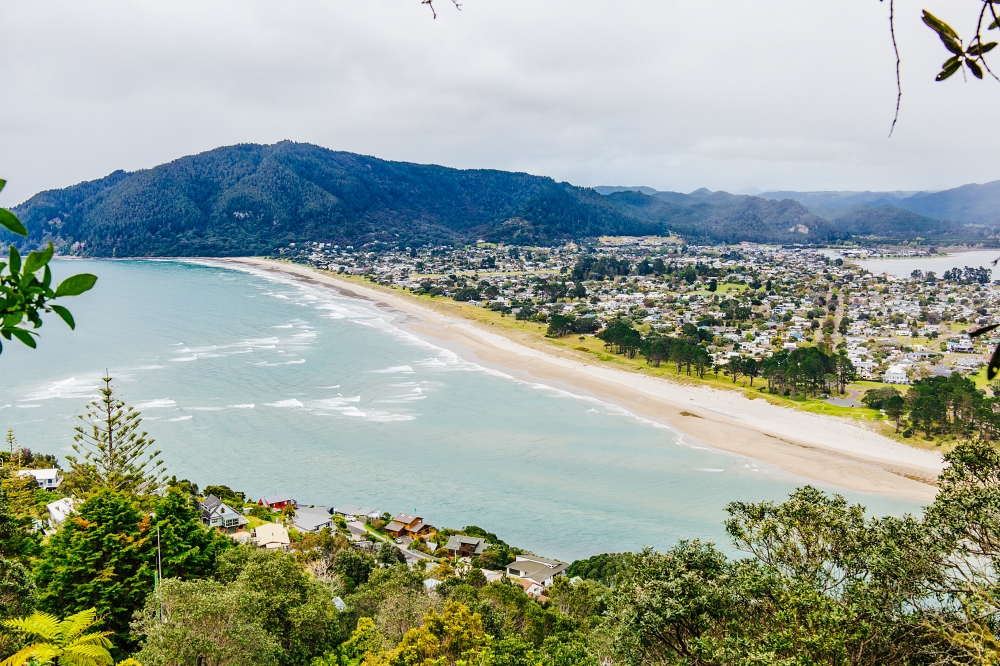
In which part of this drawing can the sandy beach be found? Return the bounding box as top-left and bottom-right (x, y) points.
(222, 258), (944, 502)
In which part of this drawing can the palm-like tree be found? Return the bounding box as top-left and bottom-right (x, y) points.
(1, 608), (114, 666)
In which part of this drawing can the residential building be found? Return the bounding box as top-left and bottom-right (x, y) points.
(883, 365), (909, 385)
(292, 507), (334, 533)
(259, 494), (295, 510)
(46, 497), (75, 526)
(200, 495), (249, 534)
(253, 523), (291, 550)
(518, 578), (548, 600)
(384, 513), (433, 538)
(17, 468), (62, 490)
(333, 505), (379, 520)
(504, 555), (569, 587)
(444, 535), (488, 558)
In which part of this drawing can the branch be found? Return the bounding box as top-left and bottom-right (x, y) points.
(421, 0), (461, 19)
(889, 0), (902, 137)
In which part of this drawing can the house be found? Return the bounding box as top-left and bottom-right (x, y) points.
(333, 505), (379, 521)
(518, 578), (548, 600)
(883, 365), (909, 385)
(292, 507), (334, 533)
(17, 468), (62, 490)
(199, 495), (249, 534)
(444, 535), (488, 558)
(948, 339), (976, 353)
(383, 513), (433, 539)
(46, 497), (75, 526)
(504, 555), (569, 587)
(259, 494), (295, 510)
(253, 522), (291, 550)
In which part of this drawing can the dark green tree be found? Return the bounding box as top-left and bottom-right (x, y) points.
(152, 488), (230, 580)
(0, 484), (38, 563)
(33, 489), (153, 647)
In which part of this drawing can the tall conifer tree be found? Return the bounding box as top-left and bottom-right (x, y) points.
(67, 375), (165, 496)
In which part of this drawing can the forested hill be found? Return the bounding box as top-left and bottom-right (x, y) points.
(9, 142), (837, 257)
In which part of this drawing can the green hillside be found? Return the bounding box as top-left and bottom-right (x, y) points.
(8, 142), (841, 257)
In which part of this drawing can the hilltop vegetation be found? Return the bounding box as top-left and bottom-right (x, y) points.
(0, 142), (899, 258)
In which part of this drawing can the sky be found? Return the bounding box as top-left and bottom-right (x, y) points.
(1, 0), (998, 205)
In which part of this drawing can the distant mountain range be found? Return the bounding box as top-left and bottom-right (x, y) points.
(5, 142), (999, 257)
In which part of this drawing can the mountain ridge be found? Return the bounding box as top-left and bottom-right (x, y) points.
(7, 142), (996, 257)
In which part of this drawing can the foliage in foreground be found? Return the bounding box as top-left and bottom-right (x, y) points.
(0, 179), (96, 356)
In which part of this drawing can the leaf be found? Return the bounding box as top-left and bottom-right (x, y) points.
(937, 58), (964, 81)
(0, 179), (5, 194)
(8, 328), (37, 348)
(54, 273), (98, 297)
(22, 244), (52, 276)
(989, 343), (1000, 380)
(8, 246), (20, 275)
(941, 36), (964, 55)
(970, 41), (999, 55)
(970, 323), (1000, 338)
(922, 10), (960, 40)
(967, 58), (984, 78)
(0, 209), (27, 237)
(50, 304), (76, 329)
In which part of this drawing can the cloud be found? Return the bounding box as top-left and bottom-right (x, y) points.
(0, 0), (992, 205)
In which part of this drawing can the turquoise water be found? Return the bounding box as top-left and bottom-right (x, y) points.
(0, 260), (922, 561)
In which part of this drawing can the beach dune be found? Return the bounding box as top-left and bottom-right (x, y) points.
(224, 258), (944, 502)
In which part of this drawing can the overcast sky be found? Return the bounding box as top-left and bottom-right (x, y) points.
(1, 0), (997, 204)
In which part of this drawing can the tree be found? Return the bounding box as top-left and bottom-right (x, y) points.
(835, 352), (857, 394)
(726, 356), (744, 384)
(131, 578), (281, 666)
(364, 601), (488, 665)
(546, 313), (574, 338)
(880, 394), (906, 433)
(212, 546), (341, 665)
(0, 558), (35, 622)
(0, 180), (97, 356)
(742, 357), (760, 386)
(33, 490), (153, 647)
(67, 375), (165, 496)
(1, 608), (114, 666)
(152, 488), (230, 581)
(332, 548), (376, 591)
(0, 485), (38, 563)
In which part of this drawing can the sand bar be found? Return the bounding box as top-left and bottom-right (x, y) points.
(221, 258), (944, 502)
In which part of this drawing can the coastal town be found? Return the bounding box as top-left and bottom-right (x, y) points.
(290, 239), (1000, 402)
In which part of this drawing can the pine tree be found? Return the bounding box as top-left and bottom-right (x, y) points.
(67, 374), (165, 496)
(33, 489), (153, 648)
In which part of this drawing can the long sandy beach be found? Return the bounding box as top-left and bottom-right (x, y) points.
(223, 258), (944, 501)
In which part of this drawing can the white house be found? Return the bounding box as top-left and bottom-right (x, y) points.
(46, 497), (75, 526)
(883, 365), (910, 385)
(17, 468), (63, 490)
(948, 340), (976, 353)
(504, 555), (569, 587)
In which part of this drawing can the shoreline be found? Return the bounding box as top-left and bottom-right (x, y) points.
(219, 258), (944, 502)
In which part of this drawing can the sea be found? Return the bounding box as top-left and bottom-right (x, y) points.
(853, 249), (1000, 279)
(0, 260), (922, 561)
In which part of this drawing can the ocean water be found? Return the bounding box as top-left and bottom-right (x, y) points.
(0, 260), (922, 561)
(853, 249), (1000, 279)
